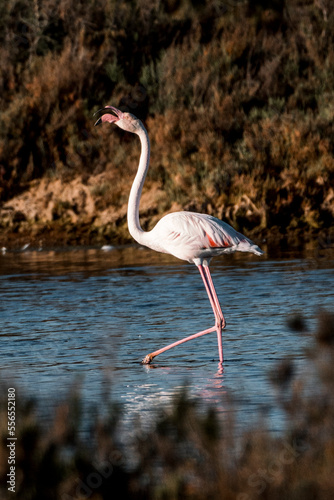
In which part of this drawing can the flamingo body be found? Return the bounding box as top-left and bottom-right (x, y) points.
(146, 210), (263, 264)
(95, 106), (263, 366)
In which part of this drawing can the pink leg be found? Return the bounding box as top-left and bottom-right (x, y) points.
(142, 325), (217, 364)
(142, 264), (225, 365)
(203, 265), (225, 327)
(198, 265), (224, 364)
(203, 265), (225, 365)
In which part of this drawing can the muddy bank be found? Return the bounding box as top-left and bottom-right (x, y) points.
(0, 173), (169, 250)
(1, 174), (333, 256)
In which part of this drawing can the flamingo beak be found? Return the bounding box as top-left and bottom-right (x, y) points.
(94, 106), (124, 126)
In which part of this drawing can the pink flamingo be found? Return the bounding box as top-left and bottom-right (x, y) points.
(95, 106), (263, 365)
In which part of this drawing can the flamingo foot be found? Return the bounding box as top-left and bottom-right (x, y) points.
(142, 354), (154, 365)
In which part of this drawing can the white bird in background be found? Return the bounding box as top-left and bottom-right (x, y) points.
(95, 106), (263, 365)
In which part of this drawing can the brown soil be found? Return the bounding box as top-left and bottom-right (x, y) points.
(0, 174), (170, 250)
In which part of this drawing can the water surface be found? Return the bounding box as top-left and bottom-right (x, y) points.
(1, 247), (333, 434)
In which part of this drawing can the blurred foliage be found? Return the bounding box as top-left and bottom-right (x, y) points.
(0, 0), (334, 245)
(1, 311), (334, 499)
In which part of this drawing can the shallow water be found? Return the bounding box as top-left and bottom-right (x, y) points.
(1, 246), (333, 434)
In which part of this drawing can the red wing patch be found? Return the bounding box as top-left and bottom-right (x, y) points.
(206, 233), (220, 248)
(206, 232), (230, 248)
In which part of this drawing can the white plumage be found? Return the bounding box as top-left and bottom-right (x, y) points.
(148, 211), (263, 262)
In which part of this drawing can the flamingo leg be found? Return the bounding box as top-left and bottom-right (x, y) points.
(198, 264), (224, 364)
(141, 264), (225, 365)
(203, 265), (225, 327)
(142, 325), (217, 364)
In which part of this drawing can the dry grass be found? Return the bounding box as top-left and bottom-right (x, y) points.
(0, 0), (334, 248)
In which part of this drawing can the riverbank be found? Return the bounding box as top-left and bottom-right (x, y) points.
(1, 172), (333, 254)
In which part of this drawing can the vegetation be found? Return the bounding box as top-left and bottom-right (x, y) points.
(0, 0), (334, 249)
(0, 310), (334, 499)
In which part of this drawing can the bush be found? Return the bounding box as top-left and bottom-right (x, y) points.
(1, 0), (334, 245)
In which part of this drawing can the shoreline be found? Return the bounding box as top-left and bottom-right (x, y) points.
(1, 222), (333, 259)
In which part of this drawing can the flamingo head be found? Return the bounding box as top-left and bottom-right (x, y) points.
(94, 106), (142, 133)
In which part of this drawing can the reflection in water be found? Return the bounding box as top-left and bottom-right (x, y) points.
(0, 247), (334, 434)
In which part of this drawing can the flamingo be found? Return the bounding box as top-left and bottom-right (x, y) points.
(95, 106), (263, 365)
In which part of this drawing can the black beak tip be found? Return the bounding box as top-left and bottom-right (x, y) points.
(94, 117), (102, 127)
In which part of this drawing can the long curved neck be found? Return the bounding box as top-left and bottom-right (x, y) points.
(127, 125), (150, 245)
